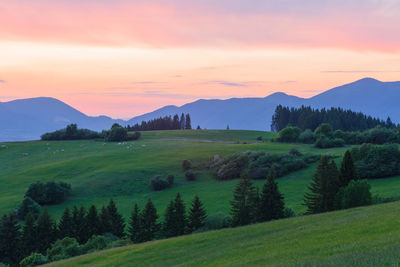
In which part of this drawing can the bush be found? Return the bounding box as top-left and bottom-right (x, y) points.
(25, 181), (71, 205)
(256, 136), (262, 141)
(314, 137), (344, 148)
(289, 148), (302, 157)
(335, 180), (372, 209)
(81, 235), (110, 253)
(185, 171), (196, 181)
(150, 176), (170, 191)
(15, 197), (41, 220)
(298, 129), (315, 144)
(314, 123), (333, 137)
(277, 126), (302, 142)
(202, 213), (232, 230)
(105, 124), (128, 142)
(41, 124), (101, 141)
(46, 237), (82, 261)
(127, 131), (141, 141)
(182, 160), (192, 170)
(20, 253), (49, 267)
(167, 175), (174, 185)
(283, 207), (296, 218)
(215, 153), (248, 180)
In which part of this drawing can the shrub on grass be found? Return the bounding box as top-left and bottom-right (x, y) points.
(182, 160), (192, 170)
(277, 126), (302, 142)
(167, 175), (175, 185)
(150, 176), (170, 191)
(15, 197), (41, 220)
(46, 237), (82, 261)
(335, 180), (372, 209)
(20, 253), (49, 267)
(185, 171), (196, 181)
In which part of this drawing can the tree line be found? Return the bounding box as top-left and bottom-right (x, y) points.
(271, 105), (394, 132)
(126, 113), (193, 131)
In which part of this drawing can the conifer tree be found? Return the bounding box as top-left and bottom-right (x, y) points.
(180, 113), (185, 129)
(141, 199), (159, 241)
(128, 203), (142, 243)
(163, 200), (176, 238)
(339, 150), (358, 187)
(188, 195), (206, 232)
(73, 206), (88, 243)
(36, 209), (56, 254)
(230, 175), (259, 226)
(258, 167), (285, 222)
(21, 212), (37, 258)
(0, 212), (21, 264)
(86, 205), (100, 239)
(58, 207), (73, 239)
(99, 205), (111, 234)
(324, 160), (340, 211)
(172, 114), (180, 129)
(107, 199), (125, 238)
(173, 193), (187, 236)
(185, 114), (192, 129)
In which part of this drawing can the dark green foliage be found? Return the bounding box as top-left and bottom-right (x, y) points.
(314, 123), (333, 137)
(0, 212), (21, 264)
(203, 213), (232, 230)
(182, 159), (192, 170)
(36, 209), (56, 254)
(188, 195), (207, 233)
(104, 124), (128, 142)
(215, 153), (248, 180)
(128, 204), (142, 243)
(230, 176), (259, 226)
(304, 156), (340, 214)
(258, 168), (285, 222)
(19, 253), (49, 267)
(350, 143), (400, 179)
(271, 105), (391, 132)
(127, 113), (192, 131)
(21, 213), (37, 258)
(81, 235), (110, 253)
(99, 206), (112, 235)
(58, 207), (73, 239)
(277, 126), (302, 142)
(256, 136), (262, 141)
(339, 150), (358, 187)
(15, 197), (41, 220)
(167, 175), (174, 185)
(163, 193), (187, 237)
(314, 136), (344, 148)
(335, 180), (372, 209)
(106, 199), (125, 238)
(41, 123), (101, 140)
(25, 181), (71, 205)
(298, 129), (315, 144)
(46, 237), (82, 261)
(184, 170), (196, 181)
(150, 176), (171, 191)
(86, 205), (101, 239)
(140, 199), (159, 242)
(127, 131), (141, 141)
(72, 206), (88, 243)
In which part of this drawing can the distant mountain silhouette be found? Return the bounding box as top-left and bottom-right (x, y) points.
(1, 78), (400, 141)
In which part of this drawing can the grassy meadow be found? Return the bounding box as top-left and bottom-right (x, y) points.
(1, 129), (400, 221)
(48, 200), (400, 266)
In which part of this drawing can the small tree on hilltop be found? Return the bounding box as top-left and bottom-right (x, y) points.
(188, 195), (207, 232)
(258, 167), (285, 222)
(339, 150), (358, 188)
(230, 175), (259, 226)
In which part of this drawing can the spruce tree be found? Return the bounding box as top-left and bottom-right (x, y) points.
(36, 209), (56, 254)
(99, 205), (111, 234)
(230, 175), (259, 226)
(0, 213), (21, 264)
(185, 114), (192, 129)
(107, 199), (125, 238)
(141, 199), (159, 241)
(58, 207), (73, 239)
(324, 160), (340, 211)
(304, 156), (326, 214)
(21, 212), (37, 258)
(73, 206), (88, 243)
(339, 150), (358, 187)
(173, 193), (187, 236)
(180, 113), (185, 129)
(163, 200), (176, 238)
(258, 167), (285, 222)
(86, 205), (100, 239)
(128, 203), (142, 243)
(188, 195), (206, 232)
(172, 114), (180, 129)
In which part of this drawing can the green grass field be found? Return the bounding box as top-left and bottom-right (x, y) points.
(1, 130), (400, 220)
(48, 200), (400, 266)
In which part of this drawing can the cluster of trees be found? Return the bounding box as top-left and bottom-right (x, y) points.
(41, 124), (101, 141)
(271, 105), (394, 132)
(127, 113), (193, 131)
(214, 150), (320, 181)
(0, 195), (207, 266)
(229, 168), (287, 227)
(102, 123), (141, 142)
(304, 151), (371, 214)
(276, 123), (400, 148)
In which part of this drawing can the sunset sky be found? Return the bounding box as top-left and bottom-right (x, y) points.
(1, 0), (400, 118)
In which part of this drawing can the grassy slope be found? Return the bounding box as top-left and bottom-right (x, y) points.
(1, 130), (399, 220)
(48, 201), (400, 267)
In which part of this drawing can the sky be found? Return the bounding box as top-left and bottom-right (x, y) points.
(1, 0), (400, 118)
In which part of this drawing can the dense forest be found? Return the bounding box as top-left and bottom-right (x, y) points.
(127, 113), (192, 131)
(271, 105), (395, 132)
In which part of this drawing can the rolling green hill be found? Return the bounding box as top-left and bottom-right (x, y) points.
(1, 130), (400, 220)
(47, 200), (400, 266)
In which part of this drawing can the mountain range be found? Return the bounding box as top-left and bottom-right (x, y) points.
(1, 78), (399, 141)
